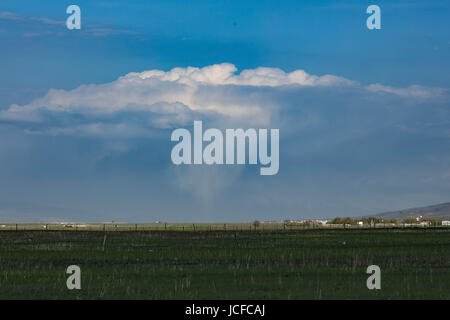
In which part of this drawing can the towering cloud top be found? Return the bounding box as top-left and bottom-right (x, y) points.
(125, 63), (355, 87)
(0, 63), (446, 137)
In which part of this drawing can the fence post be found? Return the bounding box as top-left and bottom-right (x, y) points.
(224, 224), (226, 231)
(15, 224), (18, 232)
(102, 234), (107, 251)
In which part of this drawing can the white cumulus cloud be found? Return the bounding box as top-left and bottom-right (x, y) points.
(0, 63), (446, 137)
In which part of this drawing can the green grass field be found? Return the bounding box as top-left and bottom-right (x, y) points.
(0, 228), (449, 299)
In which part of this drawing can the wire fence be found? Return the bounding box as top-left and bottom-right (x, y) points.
(0, 222), (449, 232)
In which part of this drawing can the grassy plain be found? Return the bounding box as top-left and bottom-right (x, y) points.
(0, 228), (449, 299)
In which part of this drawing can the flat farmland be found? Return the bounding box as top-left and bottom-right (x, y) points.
(0, 228), (449, 299)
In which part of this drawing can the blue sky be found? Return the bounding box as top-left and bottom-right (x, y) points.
(0, 0), (449, 222)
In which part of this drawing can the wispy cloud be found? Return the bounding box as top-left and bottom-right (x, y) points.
(0, 11), (23, 21)
(0, 11), (139, 38)
(366, 84), (447, 100)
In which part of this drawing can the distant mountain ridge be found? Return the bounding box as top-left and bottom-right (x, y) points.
(374, 202), (450, 220)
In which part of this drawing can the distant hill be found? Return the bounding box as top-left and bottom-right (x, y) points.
(374, 202), (450, 220)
